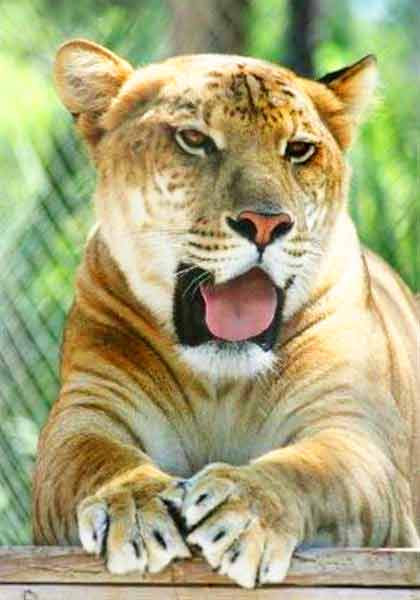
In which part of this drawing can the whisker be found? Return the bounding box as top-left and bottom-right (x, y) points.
(282, 244), (323, 260)
(286, 236), (312, 245)
(128, 232), (186, 252)
(132, 231), (185, 243)
(187, 254), (232, 263)
(128, 229), (189, 240)
(190, 273), (212, 299)
(177, 265), (200, 278)
(304, 248), (323, 258)
(182, 271), (211, 299)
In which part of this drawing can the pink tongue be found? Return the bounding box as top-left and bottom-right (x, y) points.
(200, 268), (277, 342)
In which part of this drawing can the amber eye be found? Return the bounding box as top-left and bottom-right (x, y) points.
(285, 140), (316, 164)
(175, 128), (217, 157)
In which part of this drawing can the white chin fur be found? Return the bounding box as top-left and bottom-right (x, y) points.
(178, 342), (275, 381)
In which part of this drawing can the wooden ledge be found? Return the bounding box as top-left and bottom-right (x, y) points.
(1, 547), (420, 598)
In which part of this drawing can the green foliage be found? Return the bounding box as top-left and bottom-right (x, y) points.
(0, 0), (418, 544)
(314, 0), (419, 289)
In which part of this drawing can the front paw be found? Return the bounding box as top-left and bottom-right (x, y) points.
(162, 463), (299, 588)
(77, 466), (190, 575)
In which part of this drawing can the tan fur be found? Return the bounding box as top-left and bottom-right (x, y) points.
(33, 41), (420, 588)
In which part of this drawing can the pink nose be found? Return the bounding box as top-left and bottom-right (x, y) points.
(237, 210), (293, 247)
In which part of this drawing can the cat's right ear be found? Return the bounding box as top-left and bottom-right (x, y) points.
(54, 39), (133, 143)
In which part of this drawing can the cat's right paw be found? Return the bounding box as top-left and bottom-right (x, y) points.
(77, 469), (190, 575)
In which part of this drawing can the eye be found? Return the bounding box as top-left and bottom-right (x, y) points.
(175, 128), (217, 157)
(285, 140), (316, 164)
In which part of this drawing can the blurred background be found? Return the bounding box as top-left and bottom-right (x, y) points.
(0, 0), (418, 544)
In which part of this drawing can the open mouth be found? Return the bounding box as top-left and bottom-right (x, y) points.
(173, 264), (284, 351)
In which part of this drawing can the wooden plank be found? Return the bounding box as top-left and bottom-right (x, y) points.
(2, 586), (420, 600)
(0, 547), (420, 587)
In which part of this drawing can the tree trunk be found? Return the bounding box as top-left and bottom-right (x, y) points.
(285, 0), (321, 77)
(168, 0), (251, 55)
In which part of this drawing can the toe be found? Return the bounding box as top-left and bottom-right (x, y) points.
(159, 480), (187, 512)
(78, 500), (108, 554)
(107, 538), (147, 574)
(182, 477), (235, 529)
(187, 505), (250, 569)
(141, 498), (191, 573)
(104, 492), (145, 574)
(258, 532), (296, 585)
(219, 519), (266, 589)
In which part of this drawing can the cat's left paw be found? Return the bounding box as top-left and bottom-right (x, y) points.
(161, 463), (300, 589)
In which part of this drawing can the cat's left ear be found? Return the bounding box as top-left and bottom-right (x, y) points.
(303, 55), (378, 149)
(319, 55), (378, 119)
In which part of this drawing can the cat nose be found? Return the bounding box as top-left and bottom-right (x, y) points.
(227, 210), (294, 249)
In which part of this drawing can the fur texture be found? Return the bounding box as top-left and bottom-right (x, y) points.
(33, 41), (420, 588)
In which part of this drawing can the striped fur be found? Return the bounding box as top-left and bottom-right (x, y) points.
(33, 41), (420, 588)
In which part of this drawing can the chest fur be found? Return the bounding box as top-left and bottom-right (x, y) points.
(135, 384), (284, 478)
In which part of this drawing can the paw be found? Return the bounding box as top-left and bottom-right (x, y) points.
(78, 471), (190, 575)
(162, 463), (299, 588)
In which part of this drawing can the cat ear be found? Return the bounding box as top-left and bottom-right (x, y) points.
(54, 39), (133, 115)
(304, 55), (378, 149)
(54, 39), (133, 143)
(319, 55), (378, 120)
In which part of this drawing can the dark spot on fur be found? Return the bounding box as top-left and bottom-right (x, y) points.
(228, 167), (243, 200)
(99, 514), (110, 559)
(212, 530), (226, 543)
(153, 530), (167, 549)
(168, 182), (183, 192)
(132, 539), (142, 558)
(231, 548), (241, 563)
(195, 493), (209, 506)
(282, 88), (295, 98)
(203, 105), (212, 125)
(285, 275), (296, 291)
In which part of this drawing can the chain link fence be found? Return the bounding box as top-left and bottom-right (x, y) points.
(0, 0), (261, 545)
(1, 0), (418, 544)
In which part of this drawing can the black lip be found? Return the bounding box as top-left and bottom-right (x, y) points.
(173, 263), (285, 351)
